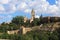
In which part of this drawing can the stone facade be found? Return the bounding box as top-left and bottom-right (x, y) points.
(30, 9), (35, 23)
(20, 26), (32, 34)
(7, 26), (32, 35)
(7, 30), (19, 34)
(24, 16), (28, 23)
(7, 22), (60, 35)
(23, 9), (35, 23)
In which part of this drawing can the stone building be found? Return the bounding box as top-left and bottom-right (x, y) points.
(20, 26), (32, 34)
(30, 9), (35, 23)
(7, 30), (19, 34)
(24, 16), (28, 23)
(23, 9), (35, 23)
(7, 26), (32, 35)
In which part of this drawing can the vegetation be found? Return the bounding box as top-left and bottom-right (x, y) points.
(0, 16), (60, 40)
(0, 30), (59, 40)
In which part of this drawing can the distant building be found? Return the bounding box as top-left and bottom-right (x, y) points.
(7, 26), (32, 35)
(30, 9), (35, 23)
(24, 16), (28, 23)
(7, 30), (19, 34)
(42, 17), (60, 23)
(20, 26), (32, 34)
(23, 9), (35, 23)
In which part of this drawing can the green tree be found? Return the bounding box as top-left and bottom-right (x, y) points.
(24, 20), (30, 27)
(12, 16), (24, 26)
(39, 14), (43, 23)
(30, 18), (40, 27)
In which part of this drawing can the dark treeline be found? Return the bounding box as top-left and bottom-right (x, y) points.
(42, 17), (60, 23)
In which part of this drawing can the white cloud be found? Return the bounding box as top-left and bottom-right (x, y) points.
(17, 2), (28, 10)
(16, 0), (60, 16)
(46, 5), (59, 14)
(0, 5), (5, 11)
(0, 4), (16, 14)
(0, 0), (60, 15)
(0, 0), (10, 4)
(35, 15), (40, 18)
(24, 9), (31, 13)
(11, 4), (16, 11)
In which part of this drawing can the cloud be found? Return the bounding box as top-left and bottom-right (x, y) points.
(0, 5), (5, 11)
(24, 9), (31, 13)
(0, 0), (60, 15)
(0, 4), (16, 14)
(0, 0), (60, 23)
(35, 15), (40, 18)
(0, 0), (10, 4)
(0, 5), (5, 14)
(46, 5), (59, 14)
(17, 2), (28, 10)
(16, 0), (60, 16)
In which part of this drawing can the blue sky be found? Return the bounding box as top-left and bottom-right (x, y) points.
(47, 0), (56, 5)
(0, 0), (60, 23)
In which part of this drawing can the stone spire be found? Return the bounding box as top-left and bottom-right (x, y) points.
(31, 9), (35, 19)
(30, 9), (35, 23)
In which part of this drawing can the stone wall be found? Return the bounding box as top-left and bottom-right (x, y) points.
(7, 26), (32, 35)
(7, 30), (19, 34)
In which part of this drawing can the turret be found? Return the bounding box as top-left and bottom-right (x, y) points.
(30, 9), (35, 23)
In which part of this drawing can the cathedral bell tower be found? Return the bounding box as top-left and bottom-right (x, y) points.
(30, 9), (35, 23)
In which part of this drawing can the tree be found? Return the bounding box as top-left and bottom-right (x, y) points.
(12, 16), (24, 26)
(1, 22), (5, 25)
(24, 20), (30, 27)
(55, 27), (60, 40)
(8, 23), (19, 30)
(33, 18), (40, 26)
(39, 14), (43, 24)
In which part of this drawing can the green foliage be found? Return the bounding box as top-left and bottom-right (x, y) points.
(0, 16), (60, 40)
(12, 16), (24, 26)
(8, 23), (19, 30)
(24, 20), (30, 27)
(33, 18), (40, 26)
(55, 27), (60, 40)
(30, 18), (40, 27)
(0, 29), (59, 40)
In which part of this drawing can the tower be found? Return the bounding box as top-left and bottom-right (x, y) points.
(48, 16), (50, 23)
(30, 9), (35, 23)
(24, 16), (27, 23)
(31, 9), (35, 19)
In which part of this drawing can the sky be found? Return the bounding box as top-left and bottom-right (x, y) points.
(0, 0), (60, 23)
